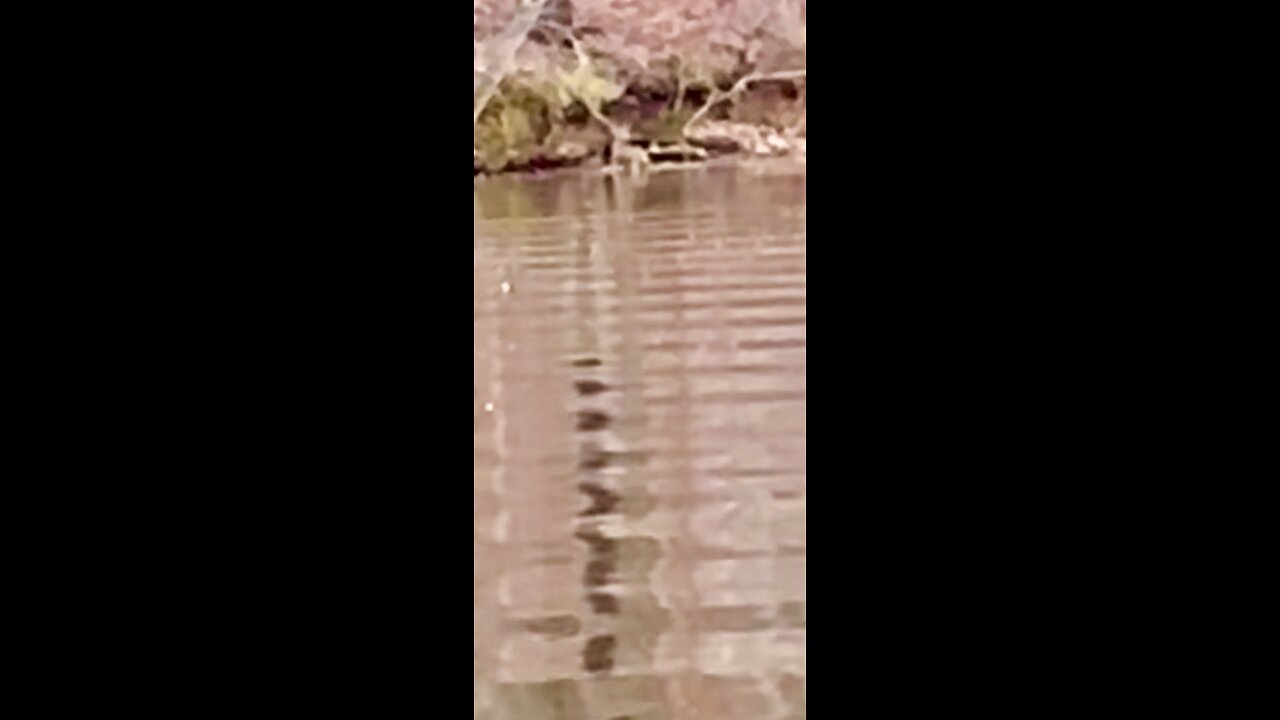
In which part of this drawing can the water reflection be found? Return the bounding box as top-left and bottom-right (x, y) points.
(475, 167), (806, 720)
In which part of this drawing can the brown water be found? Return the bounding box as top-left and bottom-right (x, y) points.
(474, 166), (806, 720)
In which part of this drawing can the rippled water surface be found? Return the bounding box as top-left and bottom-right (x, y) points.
(475, 167), (806, 720)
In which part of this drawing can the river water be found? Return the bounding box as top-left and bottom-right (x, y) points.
(474, 166), (806, 720)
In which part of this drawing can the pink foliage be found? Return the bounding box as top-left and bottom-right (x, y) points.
(474, 0), (805, 78)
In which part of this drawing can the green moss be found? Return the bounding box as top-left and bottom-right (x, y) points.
(556, 61), (624, 112)
(471, 57), (804, 175)
(473, 52), (639, 173)
(473, 83), (558, 172)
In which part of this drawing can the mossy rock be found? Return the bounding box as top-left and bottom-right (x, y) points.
(474, 83), (560, 172)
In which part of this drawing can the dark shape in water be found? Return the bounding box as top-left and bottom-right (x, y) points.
(578, 482), (621, 516)
(582, 634), (617, 673)
(579, 441), (649, 471)
(583, 557), (615, 587)
(576, 410), (611, 432)
(570, 357), (602, 368)
(579, 442), (610, 470)
(573, 526), (617, 555)
(587, 592), (619, 615)
(574, 379), (610, 396)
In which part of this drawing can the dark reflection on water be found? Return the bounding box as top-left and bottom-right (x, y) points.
(475, 167), (806, 720)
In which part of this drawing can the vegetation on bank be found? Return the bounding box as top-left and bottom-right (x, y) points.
(473, 0), (806, 175)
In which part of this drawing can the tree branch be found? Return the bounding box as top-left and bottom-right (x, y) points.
(473, 0), (550, 126)
(682, 69), (807, 136)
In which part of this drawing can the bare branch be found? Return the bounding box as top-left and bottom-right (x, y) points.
(559, 31), (628, 142)
(682, 68), (807, 135)
(473, 0), (550, 126)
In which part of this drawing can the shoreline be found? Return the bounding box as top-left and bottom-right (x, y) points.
(474, 152), (807, 184)
(474, 69), (806, 178)
(474, 117), (806, 178)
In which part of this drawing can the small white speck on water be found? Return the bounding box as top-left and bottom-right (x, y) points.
(484, 403), (495, 413)
(500, 282), (512, 294)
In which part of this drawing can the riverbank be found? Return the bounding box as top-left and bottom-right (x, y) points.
(473, 99), (807, 177)
(473, 0), (805, 176)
